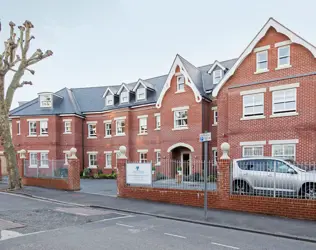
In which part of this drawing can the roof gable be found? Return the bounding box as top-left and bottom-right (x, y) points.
(207, 60), (226, 74)
(117, 83), (131, 95)
(102, 87), (115, 98)
(156, 54), (203, 108)
(132, 79), (155, 92)
(212, 18), (316, 97)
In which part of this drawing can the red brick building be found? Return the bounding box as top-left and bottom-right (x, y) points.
(6, 18), (316, 177)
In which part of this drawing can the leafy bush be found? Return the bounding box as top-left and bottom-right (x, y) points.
(93, 173), (100, 179)
(97, 169), (103, 175)
(82, 168), (91, 177)
(208, 174), (217, 182)
(97, 173), (117, 179)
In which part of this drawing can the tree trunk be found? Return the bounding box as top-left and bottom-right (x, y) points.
(0, 74), (21, 190)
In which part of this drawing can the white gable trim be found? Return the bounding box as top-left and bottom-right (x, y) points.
(102, 87), (115, 98)
(117, 83), (130, 95)
(212, 18), (316, 98)
(207, 60), (226, 74)
(132, 79), (154, 92)
(156, 55), (202, 108)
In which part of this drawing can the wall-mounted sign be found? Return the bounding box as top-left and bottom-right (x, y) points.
(126, 163), (152, 185)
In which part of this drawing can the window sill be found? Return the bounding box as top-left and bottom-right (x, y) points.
(175, 90), (185, 94)
(64, 163), (69, 166)
(39, 134), (48, 137)
(39, 166), (49, 169)
(104, 136), (112, 138)
(88, 166), (97, 169)
(275, 65), (292, 70)
(115, 133), (126, 137)
(240, 115), (265, 121)
(212, 123), (218, 127)
(104, 167), (112, 169)
(138, 133), (148, 136)
(155, 163), (161, 167)
(87, 136), (97, 139)
(172, 126), (189, 131)
(63, 132), (72, 135)
(27, 135), (37, 137)
(270, 112), (298, 118)
(254, 69), (269, 74)
(29, 165), (38, 169)
(154, 128), (161, 131)
(17, 134), (21, 136)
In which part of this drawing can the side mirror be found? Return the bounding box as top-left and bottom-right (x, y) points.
(288, 169), (296, 174)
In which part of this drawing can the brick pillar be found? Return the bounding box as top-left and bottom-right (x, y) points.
(116, 146), (127, 197)
(217, 143), (231, 202)
(67, 148), (80, 191)
(18, 150), (26, 184)
(0, 156), (2, 181)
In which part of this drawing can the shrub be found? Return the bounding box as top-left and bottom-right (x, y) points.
(93, 173), (99, 179)
(97, 169), (103, 175)
(156, 172), (167, 180)
(208, 174), (217, 182)
(83, 168), (91, 177)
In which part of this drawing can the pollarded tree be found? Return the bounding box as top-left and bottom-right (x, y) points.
(0, 20), (53, 189)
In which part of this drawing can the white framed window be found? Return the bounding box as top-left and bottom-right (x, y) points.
(64, 121), (72, 134)
(88, 153), (97, 168)
(256, 50), (268, 71)
(242, 146), (264, 158)
(88, 123), (97, 138)
(177, 76), (185, 92)
(212, 148), (218, 166)
(278, 45), (290, 68)
(155, 114), (161, 130)
(213, 110), (218, 125)
(40, 152), (49, 168)
(105, 95), (114, 106)
(105, 153), (112, 168)
(39, 94), (52, 108)
(213, 70), (223, 84)
(120, 91), (129, 103)
(243, 93), (264, 117)
(40, 121), (48, 135)
(136, 87), (146, 101)
(105, 122), (112, 137)
(116, 119), (125, 135)
(17, 121), (20, 135)
(64, 152), (70, 165)
(155, 151), (161, 165)
(174, 110), (188, 128)
(272, 144), (295, 161)
(29, 152), (38, 168)
(139, 117), (148, 134)
(139, 152), (148, 163)
(29, 121), (37, 136)
(272, 88), (296, 114)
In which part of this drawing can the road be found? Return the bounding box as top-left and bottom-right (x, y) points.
(0, 192), (315, 250)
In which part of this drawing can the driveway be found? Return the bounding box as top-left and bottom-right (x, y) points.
(79, 179), (117, 196)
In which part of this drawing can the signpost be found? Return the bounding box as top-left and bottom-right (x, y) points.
(126, 162), (152, 185)
(199, 132), (211, 220)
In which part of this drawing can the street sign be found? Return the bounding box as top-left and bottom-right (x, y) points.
(199, 132), (211, 142)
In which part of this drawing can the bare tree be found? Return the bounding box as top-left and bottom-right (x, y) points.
(0, 20), (53, 190)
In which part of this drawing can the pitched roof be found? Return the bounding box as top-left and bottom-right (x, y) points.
(10, 55), (236, 116)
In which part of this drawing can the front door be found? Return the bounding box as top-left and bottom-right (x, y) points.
(181, 152), (191, 181)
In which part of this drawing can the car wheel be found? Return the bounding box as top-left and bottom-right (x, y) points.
(303, 183), (316, 200)
(233, 181), (250, 195)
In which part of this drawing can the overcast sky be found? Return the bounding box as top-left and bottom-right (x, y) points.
(1, 0), (316, 109)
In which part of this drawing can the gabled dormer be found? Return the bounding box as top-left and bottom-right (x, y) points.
(132, 79), (155, 102)
(207, 61), (227, 85)
(117, 83), (132, 104)
(38, 92), (63, 109)
(102, 87), (116, 106)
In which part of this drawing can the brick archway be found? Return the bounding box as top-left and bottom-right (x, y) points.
(167, 142), (194, 153)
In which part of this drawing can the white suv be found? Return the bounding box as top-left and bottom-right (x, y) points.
(232, 157), (316, 199)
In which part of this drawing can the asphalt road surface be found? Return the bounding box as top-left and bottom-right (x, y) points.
(0, 192), (315, 250)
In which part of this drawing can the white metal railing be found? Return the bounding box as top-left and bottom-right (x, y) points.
(230, 158), (316, 199)
(127, 159), (217, 191)
(24, 160), (68, 179)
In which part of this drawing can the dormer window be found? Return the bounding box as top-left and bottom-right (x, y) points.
(39, 94), (52, 108)
(177, 76), (185, 92)
(105, 95), (114, 106)
(120, 91), (129, 103)
(136, 87), (146, 101)
(213, 70), (223, 84)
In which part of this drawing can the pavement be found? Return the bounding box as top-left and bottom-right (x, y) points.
(0, 192), (316, 250)
(79, 179), (117, 196)
(1, 185), (314, 244)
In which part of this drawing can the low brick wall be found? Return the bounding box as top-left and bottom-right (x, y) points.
(23, 177), (70, 190)
(117, 158), (316, 221)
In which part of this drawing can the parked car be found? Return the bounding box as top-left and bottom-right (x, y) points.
(232, 157), (316, 199)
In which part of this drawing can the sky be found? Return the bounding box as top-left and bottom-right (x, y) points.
(1, 0), (316, 109)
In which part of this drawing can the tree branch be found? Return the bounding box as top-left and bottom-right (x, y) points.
(27, 50), (53, 66)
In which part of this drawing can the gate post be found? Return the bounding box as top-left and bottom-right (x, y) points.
(67, 148), (80, 191)
(217, 143), (231, 201)
(116, 146), (127, 197)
